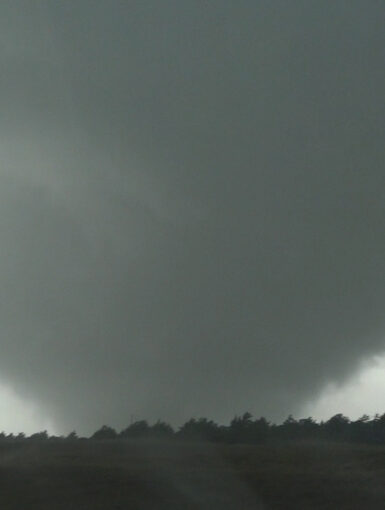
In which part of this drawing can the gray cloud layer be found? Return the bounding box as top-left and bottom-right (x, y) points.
(0, 1), (384, 433)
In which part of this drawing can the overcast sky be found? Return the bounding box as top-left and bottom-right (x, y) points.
(0, 1), (385, 435)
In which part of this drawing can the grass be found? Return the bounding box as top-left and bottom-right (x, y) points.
(0, 439), (384, 508)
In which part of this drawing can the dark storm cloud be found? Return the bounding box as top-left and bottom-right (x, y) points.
(0, 0), (384, 433)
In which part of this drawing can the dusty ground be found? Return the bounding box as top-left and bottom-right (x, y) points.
(0, 439), (384, 509)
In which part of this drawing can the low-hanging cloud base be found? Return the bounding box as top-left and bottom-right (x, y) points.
(0, 1), (385, 435)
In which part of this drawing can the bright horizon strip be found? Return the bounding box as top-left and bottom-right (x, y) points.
(302, 354), (385, 421)
(0, 383), (57, 435)
(2, 354), (385, 435)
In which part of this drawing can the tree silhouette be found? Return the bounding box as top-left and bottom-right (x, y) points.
(91, 425), (117, 440)
(178, 418), (223, 442)
(121, 420), (150, 438)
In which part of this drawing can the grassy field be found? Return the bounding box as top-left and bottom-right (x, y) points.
(0, 439), (384, 509)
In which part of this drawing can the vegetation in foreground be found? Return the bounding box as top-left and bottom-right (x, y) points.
(0, 438), (385, 509)
(2, 413), (385, 508)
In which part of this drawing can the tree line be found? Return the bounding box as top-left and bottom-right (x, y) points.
(3, 412), (385, 444)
